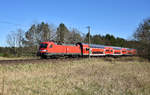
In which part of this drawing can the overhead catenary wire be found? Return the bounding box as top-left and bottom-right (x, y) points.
(0, 20), (29, 28)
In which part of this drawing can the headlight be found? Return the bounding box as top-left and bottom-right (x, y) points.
(40, 50), (47, 52)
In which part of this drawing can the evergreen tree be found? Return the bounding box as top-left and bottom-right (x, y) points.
(105, 34), (112, 45)
(84, 32), (92, 43)
(92, 34), (105, 45)
(56, 23), (70, 44)
(25, 22), (52, 46)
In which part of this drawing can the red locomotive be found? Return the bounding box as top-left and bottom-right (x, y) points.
(37, 41), (137, 58)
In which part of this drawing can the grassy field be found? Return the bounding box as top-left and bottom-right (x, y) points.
(0, 57), (150, 95)
(0, 56), (38, 60)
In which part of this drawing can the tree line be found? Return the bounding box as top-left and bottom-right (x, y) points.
(0, 18), (150, 60)
(133, 18), (150, 60)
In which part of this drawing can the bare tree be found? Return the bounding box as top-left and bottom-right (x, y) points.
(6, 29), (25, 56)
(133, 18), (150, 59)
(6, 31), (18, 55)
(7, 31), (18, 47)
(16, 29), (25, 56)
(68, 28), (83, 44)
(17, 29), (25, 47)
(7, 29), (24, 47)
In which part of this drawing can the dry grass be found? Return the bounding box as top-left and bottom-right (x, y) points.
(0, 57), (37, 60)
(0, 57), (150, 95)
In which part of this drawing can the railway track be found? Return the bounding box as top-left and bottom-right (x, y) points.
(0, 57), (84, 65)
(0, 59), (40, 65)
(0, 56), (132, 65)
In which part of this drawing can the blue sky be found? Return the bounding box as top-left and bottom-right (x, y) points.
(0, 0), (150, 46)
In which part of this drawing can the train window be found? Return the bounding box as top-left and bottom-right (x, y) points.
(40, 44), (48, 48)
(86, 48), (89, 51)
(49, 45), (53, 48)
(106, 50), (109, 52)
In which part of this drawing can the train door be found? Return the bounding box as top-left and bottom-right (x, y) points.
(105, 47), (113, 55)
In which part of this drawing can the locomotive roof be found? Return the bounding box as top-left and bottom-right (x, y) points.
(110, 46), (122, 50)
(83, 43), (122, 49)
(82, 43), (105, 48)
(89, 44), (105, 48)
(57, 43), (76, 46)
(126, 48), (132, 50)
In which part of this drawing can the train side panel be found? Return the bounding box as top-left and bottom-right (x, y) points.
(65, 45), (81, 55)
(82, 44), (90, 56)
(41, 42), (81, 57)
(90, 48), (105, 56)
(122, 48), (128, 55)
(105, 47), (113, 55)
(113, 47), (122, 56)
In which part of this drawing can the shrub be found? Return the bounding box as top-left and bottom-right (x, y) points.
(2, 52), (10, 57)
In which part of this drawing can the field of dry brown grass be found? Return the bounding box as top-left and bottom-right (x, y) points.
(0, 56), (37, 60)
(0, 57), (150, 95)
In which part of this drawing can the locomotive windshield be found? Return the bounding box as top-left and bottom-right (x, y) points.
(40, 44), (48, 48)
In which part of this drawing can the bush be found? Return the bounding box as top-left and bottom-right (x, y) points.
(0, 53), (3, 57)
(2, 53), (10, 57)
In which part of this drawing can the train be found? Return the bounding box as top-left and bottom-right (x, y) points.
(37, 41), (137, 58)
